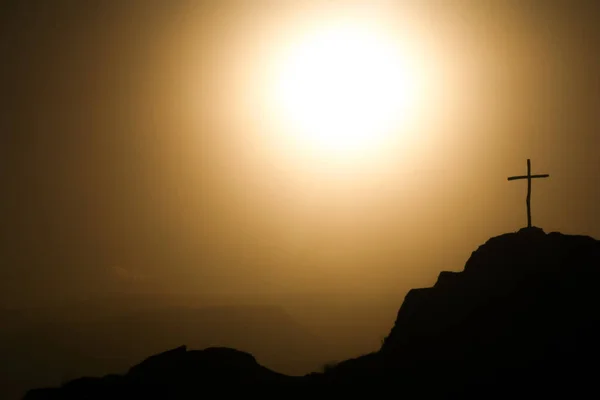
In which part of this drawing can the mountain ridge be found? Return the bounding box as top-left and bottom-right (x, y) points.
(23, 227), (600, 397)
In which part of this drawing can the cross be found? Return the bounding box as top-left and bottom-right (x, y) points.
(507, 159), (550, 228)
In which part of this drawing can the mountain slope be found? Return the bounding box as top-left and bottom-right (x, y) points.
(319, 227), (600, 394)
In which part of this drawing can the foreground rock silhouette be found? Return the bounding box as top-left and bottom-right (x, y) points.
(24, 227), (600, 398)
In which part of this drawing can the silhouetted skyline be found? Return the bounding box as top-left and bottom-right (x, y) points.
(23, 228), (600, 397)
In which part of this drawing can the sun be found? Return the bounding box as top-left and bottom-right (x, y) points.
(272, 20), (424, 160)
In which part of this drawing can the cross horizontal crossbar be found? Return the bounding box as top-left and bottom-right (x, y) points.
(507, 174), (550, 181)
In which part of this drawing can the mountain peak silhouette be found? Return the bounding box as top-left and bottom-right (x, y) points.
(24, 228), (600, 398)
(382, 226), (599, 351)
(320, 227), (600, 395)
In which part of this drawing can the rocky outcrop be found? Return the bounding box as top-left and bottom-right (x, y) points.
(311, 227), (600, 396)
(364, 227), (600, 394)
(382, 227), (600, 355)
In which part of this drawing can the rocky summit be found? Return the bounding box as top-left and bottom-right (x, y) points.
(24, 227), (600, 398)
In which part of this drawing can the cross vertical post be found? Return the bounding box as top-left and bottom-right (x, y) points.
(526, 159), (531, 228)
(507, 159), (550, 229)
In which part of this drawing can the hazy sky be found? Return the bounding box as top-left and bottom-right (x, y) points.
(1, 1), (599, 308)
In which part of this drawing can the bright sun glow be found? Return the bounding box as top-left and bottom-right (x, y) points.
(273, 20), (425, 160)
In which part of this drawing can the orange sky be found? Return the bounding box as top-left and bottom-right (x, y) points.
(1, 1), (599, 311)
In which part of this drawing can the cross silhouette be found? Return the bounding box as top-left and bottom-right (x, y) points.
(507, 159), (550, 228)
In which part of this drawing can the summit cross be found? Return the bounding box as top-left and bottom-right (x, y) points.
(507, 159), (550, 228)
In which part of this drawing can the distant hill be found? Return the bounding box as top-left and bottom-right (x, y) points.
(1, 304), (333, 400)
(23, 227), (600, 398)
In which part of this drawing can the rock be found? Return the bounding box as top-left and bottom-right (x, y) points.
(370, 228), (600, 394)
